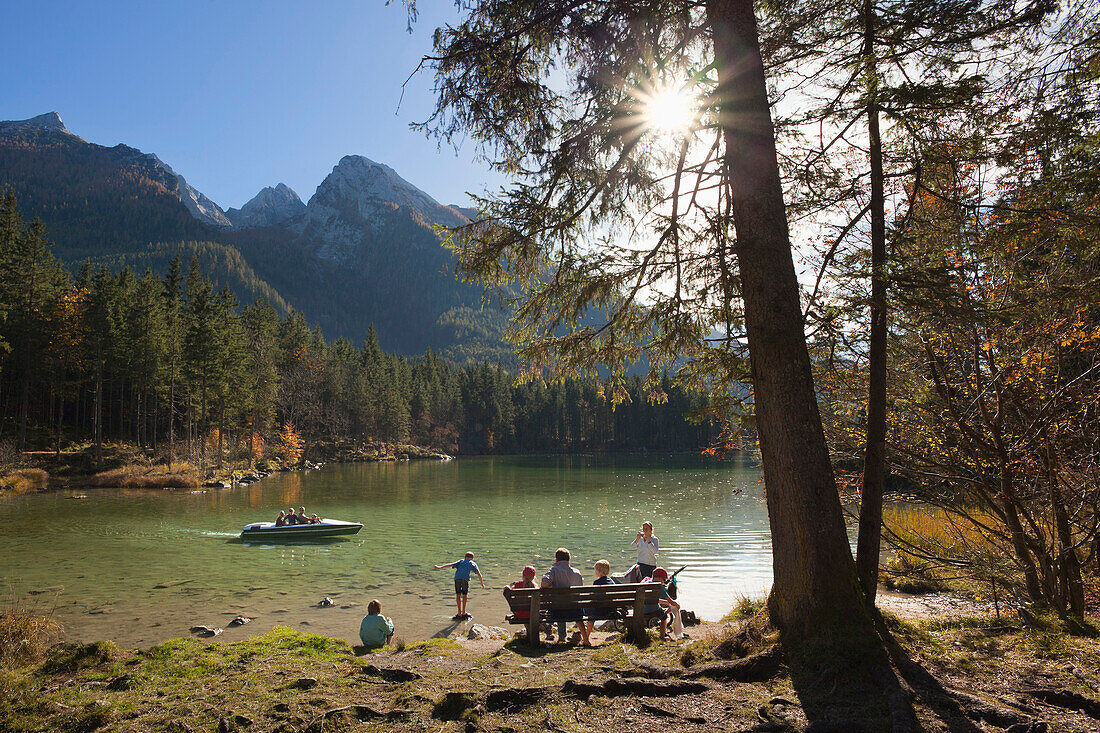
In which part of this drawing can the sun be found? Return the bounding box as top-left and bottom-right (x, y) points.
(643, 85), (697, 135)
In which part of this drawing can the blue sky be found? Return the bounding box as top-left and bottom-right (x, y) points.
(0, 0), (500, 209)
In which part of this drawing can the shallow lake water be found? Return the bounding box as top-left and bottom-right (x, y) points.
(2, 454), (781, 648)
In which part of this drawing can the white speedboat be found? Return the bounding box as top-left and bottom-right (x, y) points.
(240, 518), (362, 541)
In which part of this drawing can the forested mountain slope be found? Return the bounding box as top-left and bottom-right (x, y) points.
(0, 113), (510, 362)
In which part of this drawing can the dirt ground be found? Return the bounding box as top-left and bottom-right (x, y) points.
(4, 601), (1100, 733)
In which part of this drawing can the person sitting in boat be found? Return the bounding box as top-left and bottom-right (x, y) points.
(285, 508), (301, 525)
(298, 507), (309, 524)
(309, 514), (322, 524)
(275, 510), (287, 527)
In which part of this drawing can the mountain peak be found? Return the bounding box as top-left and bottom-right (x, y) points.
(312, 155), (470, 227)
(0, 111), (69, 134)
(299, 155), (471, 263)
(226, 183), (306, 229)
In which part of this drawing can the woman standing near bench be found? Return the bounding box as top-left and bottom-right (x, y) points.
(631, 521), (659, 580)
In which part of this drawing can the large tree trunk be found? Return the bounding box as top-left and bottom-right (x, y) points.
(707, 0), (871, 640)
(856, 0), (888, 606)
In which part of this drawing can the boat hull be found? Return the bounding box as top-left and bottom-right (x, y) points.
(240, 519), (363, 541)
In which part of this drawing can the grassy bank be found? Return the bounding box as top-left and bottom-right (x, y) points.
(4, 609), (1100, 732)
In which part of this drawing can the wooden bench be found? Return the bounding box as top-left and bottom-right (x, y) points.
(502, 583), (664, 646)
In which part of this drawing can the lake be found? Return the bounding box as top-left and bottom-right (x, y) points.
(2, 455), (779, 648)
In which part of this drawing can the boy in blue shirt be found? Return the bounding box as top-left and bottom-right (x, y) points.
(434, 551), (484, 620)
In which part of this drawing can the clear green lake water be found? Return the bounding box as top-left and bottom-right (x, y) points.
(2, 454), (783, 648)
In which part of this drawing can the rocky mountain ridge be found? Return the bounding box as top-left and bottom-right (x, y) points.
(225, 183), (306, 229)
(0, 111), (69, 135)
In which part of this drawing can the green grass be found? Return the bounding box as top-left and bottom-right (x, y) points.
(722, 594), (766, 622)
(405, 637), (465, 656)
(4, 613), (1100, 732)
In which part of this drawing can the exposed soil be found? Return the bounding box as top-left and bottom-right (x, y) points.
(4, 605), (1100, 732)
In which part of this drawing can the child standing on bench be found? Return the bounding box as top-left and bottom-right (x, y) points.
(434, 551), (484, 620)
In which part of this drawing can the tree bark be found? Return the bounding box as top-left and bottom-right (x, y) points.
(1045, 445), (1084, 617)
(707, 0), (871, 640)
(1001, 464), (1043, 603)
(94, 363), (103, 469)
(856, 0), (888, 606)
(167, 372), (175, 471)
(216, 401), (224, 472)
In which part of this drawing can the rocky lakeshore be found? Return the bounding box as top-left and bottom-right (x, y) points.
(2, 440), (453, 495)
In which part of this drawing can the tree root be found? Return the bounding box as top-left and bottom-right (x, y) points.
(684, 645), (784, 682)
(484, 686), (553, 712)
(359, 663), (423, 682)
(639, 701), (708, 724)
(304, 704), (412, 732)
(1021, 687), (1100, 720)
(944, 689), (1030, 728)
(621, 647), (683, 678)
(621, 641), (783, 683)
(561, 677), (709, 698)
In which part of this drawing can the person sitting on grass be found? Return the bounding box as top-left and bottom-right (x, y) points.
(585, 559), (615, 638)
(358, 599), (394, 650)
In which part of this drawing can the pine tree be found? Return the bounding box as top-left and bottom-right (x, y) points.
(414, 0), (875, 652)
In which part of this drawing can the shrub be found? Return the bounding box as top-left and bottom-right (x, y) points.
(881, 551), (949, 595)
(0, 602), (63, 668)
(86, 467), (199, 489)
(0, 468), (49, 494)
(723, 595), (765, 622)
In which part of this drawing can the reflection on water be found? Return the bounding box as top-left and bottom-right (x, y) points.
(1, 455), (778, 648)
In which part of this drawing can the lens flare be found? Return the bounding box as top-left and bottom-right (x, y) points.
(644, 85), (696, 135)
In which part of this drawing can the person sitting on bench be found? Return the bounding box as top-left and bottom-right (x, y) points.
(541, 548), (590, 646)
